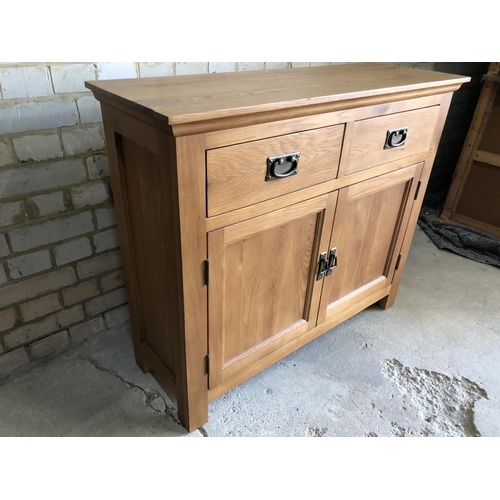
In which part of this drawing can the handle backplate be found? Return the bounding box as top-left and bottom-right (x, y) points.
(316, 252), (328, 281)
(266, 152), (300, 181)
(326, 247), (337, 276)
(384, 127), (408, 149)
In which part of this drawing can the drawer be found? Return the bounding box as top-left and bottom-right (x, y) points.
(206, 125), (344, 217)
(345, 105), (441, 175)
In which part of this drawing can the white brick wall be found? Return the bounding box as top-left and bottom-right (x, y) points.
(8, 249), (52, 279)
(0, 201), (24, 228)
(4, 305), (83, 348)
(101, 270), (124, 292)
(77, 250), (121, 279)
(0, 307), (16, 332)
(85, 287), (127, 316)
(139, 63), (175, 78)
(77, 96), (102, 124)
(0, 348), (29, 375)
(95, 207), (116, 229)
(9, 212), (94, 252)
(209, 62), (237, 74)
(71, 180), (109, 208)
(30, 330), (69, 358)
(54, 237), (92, 265)
(0, 66), (52, 99)
(0, 160), (86, 199)
(0, 265), (7, 285)
(0, 140), (14, 168)
(0, 99), (79, 135)
(0, 234), (9, 258)
(86, 155), (109, 179)
(20, 293), (62, 322)
(240, 62), (265, 72)
(176, 62), (208, 76)
(0, 61), (337, 375)
(28, 191), (66, 218)
(266, 62), (288, 70)
(70, 316), (105, 342)
(63, 280), (99, 306)
(50, 64), (96, 93)
(13, 132), (63, 162)
(61, 125), (104, 155)
(104, 304), (129, 328)
(0, 267), (76, 309)
(96, 63), (137, 80)
(93, 228), (119, 253)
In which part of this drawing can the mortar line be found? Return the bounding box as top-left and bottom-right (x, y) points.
(47, 64), (56, 95)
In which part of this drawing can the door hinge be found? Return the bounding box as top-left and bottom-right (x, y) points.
(204, 259), (209, 286)
(205, 355), (211, 375)
(395, 254), (402, 271)
(414, 181), (422, 200)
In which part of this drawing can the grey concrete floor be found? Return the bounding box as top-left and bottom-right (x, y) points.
(1, 226), (499, 437)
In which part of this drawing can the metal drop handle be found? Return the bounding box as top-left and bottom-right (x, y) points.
(326, 247), (337, 276)
(266, 152), (300, 181)
(384, 127), (408, 149)
(316, 252), (328, 281)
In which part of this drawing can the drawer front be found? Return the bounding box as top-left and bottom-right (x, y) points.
(206, 125), (344, 217)
(345, 105), (440, 175)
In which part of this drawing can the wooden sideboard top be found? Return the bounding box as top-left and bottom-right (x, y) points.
(86, 63), (469, 134)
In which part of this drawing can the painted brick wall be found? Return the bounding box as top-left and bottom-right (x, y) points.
(0, 62), (343, 377)
(0, 61), (485, 377)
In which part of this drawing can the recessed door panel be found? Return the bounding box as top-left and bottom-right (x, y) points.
(208, 193), (337, 388)
(318, 163), (423, 324)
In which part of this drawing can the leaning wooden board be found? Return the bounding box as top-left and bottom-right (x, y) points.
(441, 62), (500, 238)
(86, 63), (469, 431)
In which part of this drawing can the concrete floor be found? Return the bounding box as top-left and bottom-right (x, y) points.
(1, 226), (499, 437)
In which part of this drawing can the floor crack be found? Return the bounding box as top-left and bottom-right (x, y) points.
(77, 354), (182, 427)
(198, 426), (208, 437)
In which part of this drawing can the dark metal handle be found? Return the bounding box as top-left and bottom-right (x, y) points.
(326, 247), (337, 276)
(384, 127), (408, 149)
(266, 152), (300, 181)
(316, 252), (328, 281)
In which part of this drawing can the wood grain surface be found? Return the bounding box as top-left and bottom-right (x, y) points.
(85, 63), (468, 130)
(345, 105), (440, 174)
(208, 194), (337, 387)
(207, 125), (344, 216)
(88, 65), (468, 431)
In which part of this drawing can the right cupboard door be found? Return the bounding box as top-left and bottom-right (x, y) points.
(317, 163), (423, 324)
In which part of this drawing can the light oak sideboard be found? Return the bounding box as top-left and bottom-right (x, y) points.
(86, 63), (469, 431)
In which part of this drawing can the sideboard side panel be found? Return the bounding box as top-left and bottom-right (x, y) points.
(101, 105), (180, 391)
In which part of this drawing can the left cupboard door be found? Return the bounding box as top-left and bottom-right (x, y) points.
(207, 193), (338, 389)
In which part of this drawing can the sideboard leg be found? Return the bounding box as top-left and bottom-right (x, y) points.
(177, 381), (209, 433)
(135, 354), (152, 374)
(379, 244), (411, 309)
(378, 293), (394, 310)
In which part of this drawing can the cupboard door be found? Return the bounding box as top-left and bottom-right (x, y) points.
(318, 163), (423, 324)
(208, 193), (337, 388)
